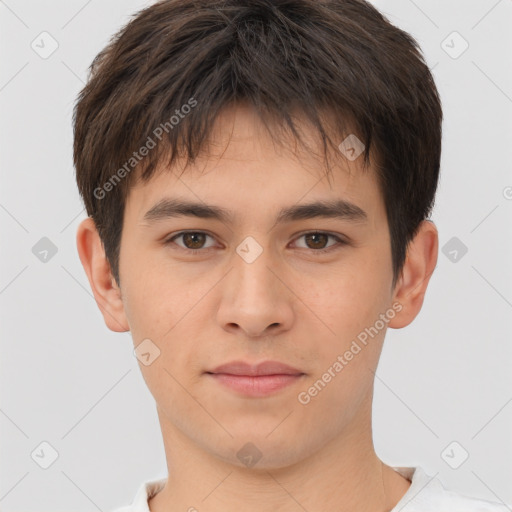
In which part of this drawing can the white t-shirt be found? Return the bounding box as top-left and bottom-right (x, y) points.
(111, 466), (509, 512)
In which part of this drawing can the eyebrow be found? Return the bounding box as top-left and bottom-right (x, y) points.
(141, 198), (368, 225)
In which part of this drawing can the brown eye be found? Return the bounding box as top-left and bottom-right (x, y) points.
(304, 233), (329, 249)
(181, 232), (207, 249)
(164, 231), (216, 252)
(293, 232), (346, 253)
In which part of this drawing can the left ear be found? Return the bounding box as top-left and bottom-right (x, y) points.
(388, 220), (438, 329)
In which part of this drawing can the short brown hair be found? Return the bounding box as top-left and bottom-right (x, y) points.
(73, 0), (442, 288)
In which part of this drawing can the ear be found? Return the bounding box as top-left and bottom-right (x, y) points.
(76, 217), (130, 333)
(388, 220), (438, 329)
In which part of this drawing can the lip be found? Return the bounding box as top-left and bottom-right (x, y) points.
(206, 360), (305, 397)
(207, 360), (304, 376)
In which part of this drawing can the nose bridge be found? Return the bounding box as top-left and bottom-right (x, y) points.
(233, 234), (279, 306)
(217, 234), (294, 337)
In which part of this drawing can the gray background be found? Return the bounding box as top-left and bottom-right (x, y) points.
(1, 0), (511, 510)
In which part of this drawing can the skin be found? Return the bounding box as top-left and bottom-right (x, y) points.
(77, 103), (438, 512)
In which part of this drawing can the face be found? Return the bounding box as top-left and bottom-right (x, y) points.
(115, 103), (398, 469)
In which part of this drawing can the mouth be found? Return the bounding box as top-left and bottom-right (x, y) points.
(207, 360), (304, 376)
(205, 360), (306, 397)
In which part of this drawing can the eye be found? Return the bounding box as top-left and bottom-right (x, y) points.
(292, 232), (346, 253)
(164, 230), (347, 255)
(164, 231), (217, 253)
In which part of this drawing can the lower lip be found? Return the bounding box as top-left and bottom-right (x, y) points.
(208, 373), (304, 397)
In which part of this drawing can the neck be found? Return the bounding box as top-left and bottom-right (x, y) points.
(148, 401), (411, 512)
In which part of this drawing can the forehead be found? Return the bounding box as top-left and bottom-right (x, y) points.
(125, 103), (384, 229)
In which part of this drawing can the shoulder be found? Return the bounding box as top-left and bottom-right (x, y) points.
(392, 467), (510, 512)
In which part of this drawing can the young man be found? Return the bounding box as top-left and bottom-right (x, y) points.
(73, 0), (508, 511)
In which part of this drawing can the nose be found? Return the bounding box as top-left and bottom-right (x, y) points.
(216, 245), (295, 339)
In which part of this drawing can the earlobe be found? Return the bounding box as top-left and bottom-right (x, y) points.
(388, 220), (438, 329)
(76, 217), (130, 333)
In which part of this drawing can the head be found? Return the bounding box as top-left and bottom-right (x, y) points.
(74, 0), (441, 469)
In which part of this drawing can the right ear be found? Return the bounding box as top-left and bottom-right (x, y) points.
(76, 217), (130, 333)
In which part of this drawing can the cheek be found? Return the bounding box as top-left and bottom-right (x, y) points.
(300, 276), (388, 413)
(120, 244), (177, 325)
(120, 262), (174, 340)
(304, 261), (387, 333)
(299, 251), (391, 368)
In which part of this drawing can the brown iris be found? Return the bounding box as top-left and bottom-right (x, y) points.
(181, 232), (206, 249)
(303, 233), (329, 250)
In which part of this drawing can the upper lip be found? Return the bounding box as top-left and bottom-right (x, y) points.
(207, 360), (304, 376)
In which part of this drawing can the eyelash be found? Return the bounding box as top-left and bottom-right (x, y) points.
(163, 231), (347, 255)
